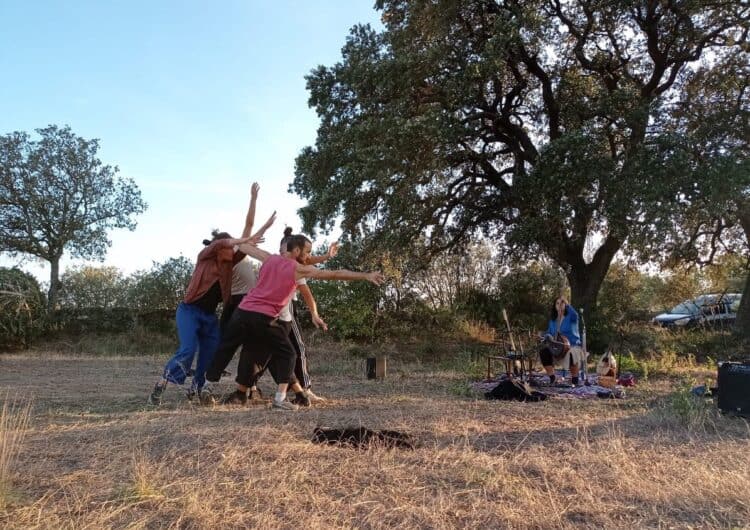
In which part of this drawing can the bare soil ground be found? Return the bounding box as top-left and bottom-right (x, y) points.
(0, 350), (748, 529)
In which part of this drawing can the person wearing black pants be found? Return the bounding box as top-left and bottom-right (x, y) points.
(227, 289), (323, 405)
(207, 309), (301, 400)
(222, 228), (336, 405)
(289, 301), (311, 389)
(234, 310), (312, 405)
(202, 235), (384, 411)
(220, 293), (245, 331)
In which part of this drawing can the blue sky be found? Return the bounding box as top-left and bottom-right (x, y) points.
(0, 1), (382, 282)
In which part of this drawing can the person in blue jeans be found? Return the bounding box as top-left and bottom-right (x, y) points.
(148, 183), (275, 405)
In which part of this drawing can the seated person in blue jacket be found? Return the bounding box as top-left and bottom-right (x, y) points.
(540, 297), (585, 385)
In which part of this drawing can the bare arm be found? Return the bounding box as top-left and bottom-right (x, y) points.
(306, 241), (340, 265)
(237, 242), (273, 263)
(249, 210), (277, 243)
(241, 182), (260, 238)
(198, 237), (254, 260)
(296, 264), (385, 285)
(297, 283), (328, 330)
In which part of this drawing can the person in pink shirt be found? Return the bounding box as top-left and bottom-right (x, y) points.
(222, 227), (336, 406)
(204, 234), (384, 411)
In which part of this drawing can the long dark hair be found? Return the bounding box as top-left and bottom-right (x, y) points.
(549, 298), (569, 320)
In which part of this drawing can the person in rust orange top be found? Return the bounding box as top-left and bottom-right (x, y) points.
(148, 184), (275, 406)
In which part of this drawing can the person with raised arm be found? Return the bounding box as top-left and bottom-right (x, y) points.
(203, 234), (384, 410)
(220, 227), (338, 406)
(220, 183), (276, 331)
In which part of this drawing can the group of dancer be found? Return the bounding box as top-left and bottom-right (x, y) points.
(148, 183), (384, 411)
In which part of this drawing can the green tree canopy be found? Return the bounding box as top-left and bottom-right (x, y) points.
(655, 45), (750, 334)
(0, 267), (44, 349)
(292, 0), (749, 315)
(0, 125), (147, 309)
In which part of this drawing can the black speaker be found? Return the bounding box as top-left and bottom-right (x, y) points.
(366, 357), (376, 379)
(717, 361), (750, 417)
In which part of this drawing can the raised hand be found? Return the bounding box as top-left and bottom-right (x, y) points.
(250, 182), (259, 198)
(327, 241), (340, 259)
(260, 211), (276, 231)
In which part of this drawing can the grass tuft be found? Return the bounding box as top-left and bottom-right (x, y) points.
(0, 394), (32, 510)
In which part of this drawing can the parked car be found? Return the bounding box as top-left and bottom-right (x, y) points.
(652, 293), (742, 328)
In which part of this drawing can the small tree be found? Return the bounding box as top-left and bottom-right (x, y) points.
(0, 267), (44, 349)
(0, 125), (147, 309)
(58, 265), (130, 309)
(127, 257), (194, 312)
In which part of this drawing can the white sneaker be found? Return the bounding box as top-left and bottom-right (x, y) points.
(305, 389), (327, 404)
(272, 399), (299, 411)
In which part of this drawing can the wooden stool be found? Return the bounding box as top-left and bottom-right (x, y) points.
(486, 353), (534, 380)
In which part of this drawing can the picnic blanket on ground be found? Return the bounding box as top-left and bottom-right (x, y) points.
(471, 373), (626, 400)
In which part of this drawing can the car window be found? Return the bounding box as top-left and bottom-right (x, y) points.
(698, 295), (717, 306)
(670, 301), (700, 315)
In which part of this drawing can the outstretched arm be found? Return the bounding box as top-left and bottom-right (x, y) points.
(237, 242), (273, 263)
(198, 237), (254, 260)
(249, 210), (277, 243)
(306, 242), (340, 265)
(297, 283), (328, 330)
(241, 183), (260, 238)
(296, 264), (385, 285)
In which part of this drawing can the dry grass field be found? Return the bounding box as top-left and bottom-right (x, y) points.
(0, 347), (748, 529)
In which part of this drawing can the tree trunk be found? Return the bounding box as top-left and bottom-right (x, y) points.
(733, 201), (750, 337)
(561, 234), (623, 319)
(735, 270), (750, 338)
(567, 261), (609, 319)
(48, 256), (61, 311)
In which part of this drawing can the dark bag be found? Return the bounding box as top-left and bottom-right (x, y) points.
(485, 379), (548, 402)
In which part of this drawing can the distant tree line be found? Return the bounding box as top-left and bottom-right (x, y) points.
(0, 257), (192, 348)
(1, 245), (744, 351)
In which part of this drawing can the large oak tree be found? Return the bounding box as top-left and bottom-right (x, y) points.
(292, 0), (749, 315)
(0, 125), (147, 309)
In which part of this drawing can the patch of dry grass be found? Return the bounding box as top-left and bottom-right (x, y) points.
(0, 350), (749, 529)
(0, 394), (31, 510)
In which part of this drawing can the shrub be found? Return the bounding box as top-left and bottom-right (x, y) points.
(308, 280), (381, 340)
(58, 265), (130, 308)
(127, 257), (193, 311)
(48, 307), (137, 334)
(0, 268), (45, 349)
